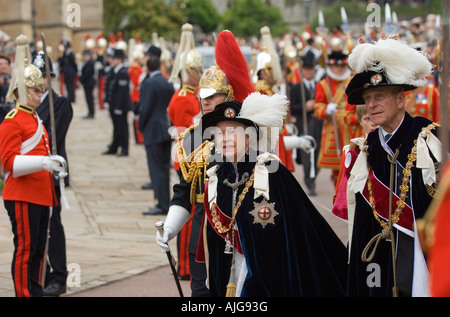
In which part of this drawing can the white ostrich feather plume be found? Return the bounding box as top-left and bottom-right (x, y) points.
(239, 92), (288, 129)
(239, 92), (289, 153)
(348, 38), (432, 87)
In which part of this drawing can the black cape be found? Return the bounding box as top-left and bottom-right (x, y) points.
(202, 155), (348, 297)
(347, 113), (439, 297)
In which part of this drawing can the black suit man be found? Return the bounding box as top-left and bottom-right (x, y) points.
(33, 51), (73, 296)
(80, 50), (96, 118)
(103, 49), (132, 156)
(59, 39), (77, 103)
(290, 50), (323, 196)
(139, 56), (175, 215)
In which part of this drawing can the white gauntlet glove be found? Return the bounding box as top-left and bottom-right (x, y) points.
(325, 103), (338, 116)
(283, 135), (315, 152)
(13, 155), (67, 178)
(43, 155), (68, 179)
(156, 205), (191, 252)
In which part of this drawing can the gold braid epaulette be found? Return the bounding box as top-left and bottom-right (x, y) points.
(176, 123), (215, 205)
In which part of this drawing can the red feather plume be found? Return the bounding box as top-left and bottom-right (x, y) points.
(215, 30), (255, 102)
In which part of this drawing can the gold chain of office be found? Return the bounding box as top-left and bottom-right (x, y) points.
(365, 122), (439, 229)
(211, 169), (255, 234)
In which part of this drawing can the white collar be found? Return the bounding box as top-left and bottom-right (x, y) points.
(114, 64), (124, 73)
(40, 90), (49, 103)
(326, 66), (351, 81)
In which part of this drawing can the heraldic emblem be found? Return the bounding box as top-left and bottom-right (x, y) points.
(249, 199), (279, 229)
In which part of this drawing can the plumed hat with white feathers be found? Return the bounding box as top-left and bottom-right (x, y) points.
(345, 38), (432, 105)
(201, 92), (289, 153)
(239, 92), (289, 153)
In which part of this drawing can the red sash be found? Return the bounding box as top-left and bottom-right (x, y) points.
(362, 169), (414, 231)
(196, 180), (243, 262)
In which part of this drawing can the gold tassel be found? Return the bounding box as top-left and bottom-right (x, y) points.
(392, 286), (399, 297)
(226, 282), (236, 297)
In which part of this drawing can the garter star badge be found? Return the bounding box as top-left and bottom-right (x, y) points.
(249, 199), (278, 229)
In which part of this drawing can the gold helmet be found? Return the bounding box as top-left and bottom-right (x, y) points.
(7, 34), (44, 105)
(169, 23), (203, 83)
(198, 65), (233, 101)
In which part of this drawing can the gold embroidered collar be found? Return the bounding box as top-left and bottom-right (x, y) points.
(181, 84), (196, 94)
(17, 103), (35, 114)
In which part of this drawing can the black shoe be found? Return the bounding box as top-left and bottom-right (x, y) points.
(117, 152), (128, 157)
(309, 189), (317, 196)
(43, 282), (66, 297)
(83, 114), (94, 119)
(142, 207), (168, 216)
(102, 149), (117, 155)
(141, 182), (153, 190)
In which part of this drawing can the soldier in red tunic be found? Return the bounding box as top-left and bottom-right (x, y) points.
(0, 35), (68, 297)
(167, 23), (204, 281)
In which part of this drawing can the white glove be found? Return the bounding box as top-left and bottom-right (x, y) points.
(284, 123), (298, 136)
(325, 103), (338, 116)
(13, 155), (67, 178)
(283, 135), (314, 152)
(156, 205), (191, 252)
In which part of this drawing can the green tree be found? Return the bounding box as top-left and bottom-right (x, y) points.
(222, 0), (289, 38)
(187, 0), (221, 33)
(103, 0), (188, 42)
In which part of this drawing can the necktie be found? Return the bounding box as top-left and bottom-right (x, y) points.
(385, 133), (391, 142)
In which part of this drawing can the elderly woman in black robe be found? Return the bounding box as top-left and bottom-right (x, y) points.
(196, 92), (348, 297)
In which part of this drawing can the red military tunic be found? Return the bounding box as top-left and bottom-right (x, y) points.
(129, 62), (143, 104)
(0, 104), (56, 206)
(314, 76), (361, 171)
(254, 79), (294, 171)
(405, 84), (440, 123)
(168, 84), (200, 171)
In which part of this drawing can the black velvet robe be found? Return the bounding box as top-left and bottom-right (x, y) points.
(200, 155), (348, 297)
(347, 113), (439, 297)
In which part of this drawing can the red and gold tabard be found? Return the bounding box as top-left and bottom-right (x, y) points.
(405, 84), (440, 123)
(428, 162), (450, 296)
(286, 61), (300, 85)
(254, 79), (294, 171)
(0, 104), (56, 206)
(314, 76), (362, 170)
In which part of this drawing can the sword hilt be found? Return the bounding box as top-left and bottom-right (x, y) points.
(155, 221), (165, 236)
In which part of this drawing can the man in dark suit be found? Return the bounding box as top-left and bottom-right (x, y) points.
(138, 45), (162, 190)
(59, 39), (78, 103)
(290, 50), (323, 196)
(33, 51), (73, 296)
(103, 49), (132, 156)
(79, 50), (96, 118)
(139, 56), (175, 215)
